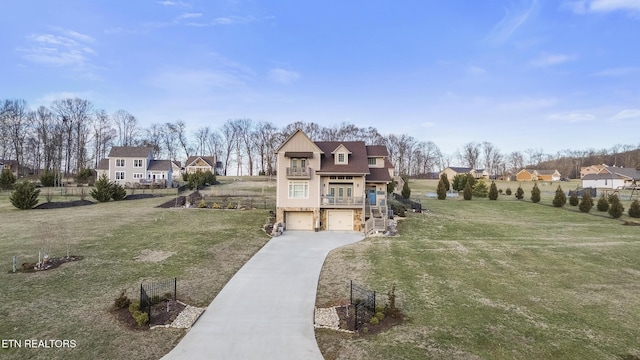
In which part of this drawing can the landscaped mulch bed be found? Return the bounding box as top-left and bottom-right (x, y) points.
(33, 194), (158, 209)
(34, 200), (94, 209)
(111, 300), (187, 331)
(123, 194), (156, 200)
(335, 304), (403, 335)
(13, 255), (84, 273)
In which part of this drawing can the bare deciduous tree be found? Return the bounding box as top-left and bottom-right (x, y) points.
(3, 99), (29, 175)
(194, 126), (211, 156)
(254, 121), (279, 175)
(112, 109), (138, 147)
(141, 123), (164, 158)
(166, 120), (191, 159)
(220, 120), (237, 176)
(92, 109), (116, 167)
(460, 142), (481, 170)
(51, 98), (94, 173)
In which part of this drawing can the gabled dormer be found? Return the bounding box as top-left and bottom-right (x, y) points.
(331, 144), (352, 165)
(276, 129), (323, 179)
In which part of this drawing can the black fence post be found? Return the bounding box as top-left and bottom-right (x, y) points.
(174, 277), (177, 301)
(350, 280), (353, 305)
(354, 303), (358, 330)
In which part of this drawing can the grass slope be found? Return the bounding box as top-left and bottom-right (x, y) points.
(0, 192), (270, 360)
(317, 184), (640, 360)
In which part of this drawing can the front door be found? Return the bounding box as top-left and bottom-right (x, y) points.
(367, 188), (377, 205)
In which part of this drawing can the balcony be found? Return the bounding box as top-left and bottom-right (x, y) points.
(321, 195), (365, 208)
(286, 167), (311, 179)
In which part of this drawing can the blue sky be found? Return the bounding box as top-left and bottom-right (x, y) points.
(1, 0), (639, 156)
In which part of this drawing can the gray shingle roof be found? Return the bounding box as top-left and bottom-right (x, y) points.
(315, 141), (370, 174)
(185, 156), (216, 168)
(148, 160), (172, 171)
(108, 147), (153, 158)
(604, 166), (640, 180)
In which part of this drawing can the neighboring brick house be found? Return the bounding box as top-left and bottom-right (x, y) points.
(275, 129), (394, 233)
(99, 147), (175, 187)
(535, 170), (561, 181)
(580, 164), (606, 179)
(516, 169), (561, 181)
(439, 167), (489, 180)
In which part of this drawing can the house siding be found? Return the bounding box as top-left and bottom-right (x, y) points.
(109, 152), (153, 185)
(275, 130), (394, 233)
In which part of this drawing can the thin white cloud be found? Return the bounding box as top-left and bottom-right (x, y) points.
(157, 1), (190, 8)
(36, 91), (95, 107)
(60, 29), (96, 43)
(150, 68), (247, 93)
(213, 16), (256, 25)
(20, 29), (96, 70)
(177, 13), (202, 20)
(268, 68), (300, 84)
(549, 112), (596, 123)
(590, 0), (640, 12)
(591, 67), (639, 76)
(467, 65), (487, 75)
(611, 108), (640, 120)
(421, 121), (436, 128)
(530, 52), (577, 67)
(497, 97), (557, 111)
(484, 0), (540, 45)
(564, 0), (640, 13)
(208, 52), (256, 77)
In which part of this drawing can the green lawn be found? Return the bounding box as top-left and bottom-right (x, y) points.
(0, 190), (271, 360)
(317, 181), (640, 360)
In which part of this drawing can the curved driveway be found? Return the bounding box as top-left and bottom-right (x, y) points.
(161, 231), (363, 360)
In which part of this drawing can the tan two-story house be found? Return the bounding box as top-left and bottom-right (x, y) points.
(275, 129), (394, 233)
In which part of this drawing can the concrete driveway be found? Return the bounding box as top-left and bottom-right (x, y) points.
(161, 231), (364, 360)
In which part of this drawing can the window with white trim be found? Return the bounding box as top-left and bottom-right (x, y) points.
(288, 181), (309, 199)
(338, 153), (345, 163)
(133, 173), (144, 179)
(115, 171), (125, 180)
(116, 159), (125, 167)
(368, 157), (376, 165)
(133, 159), (143, 167)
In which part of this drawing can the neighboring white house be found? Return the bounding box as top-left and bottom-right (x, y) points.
(98, 147), (175, 187)
(582, 165), (640, 189)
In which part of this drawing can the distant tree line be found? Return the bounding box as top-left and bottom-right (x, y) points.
(1, 97), (638, 178)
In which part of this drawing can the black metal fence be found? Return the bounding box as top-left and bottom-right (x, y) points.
(140, 278), (177, 324)
(350, 281), (376, 330)
(392, 193), (422, 213)
(568, 187), (597, 198)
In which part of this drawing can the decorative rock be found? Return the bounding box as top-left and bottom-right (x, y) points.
(151, 301), (206, 330)
(314, 307), (339, 329)
(170, 302), (206, 329)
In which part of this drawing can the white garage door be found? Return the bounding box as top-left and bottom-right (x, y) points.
(327, 210), (353, 231)
(286, 211), (314, 231)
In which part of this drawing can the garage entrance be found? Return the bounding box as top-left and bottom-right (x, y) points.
(326, 210), (353, 231)
(285, 211), (314, 231)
